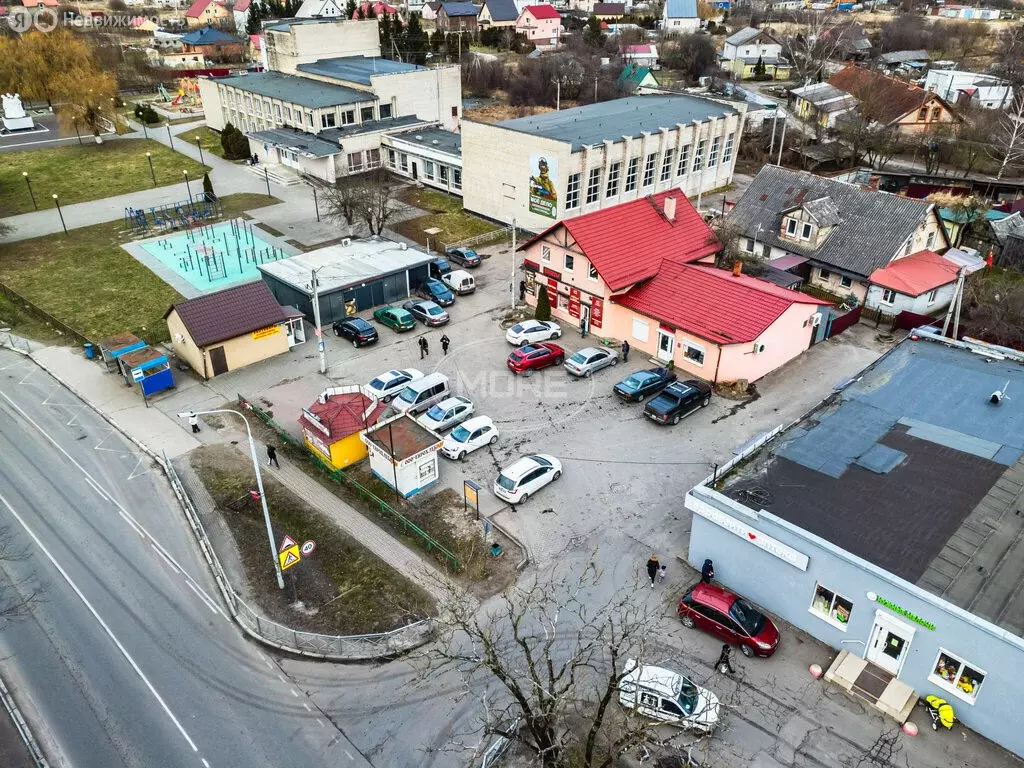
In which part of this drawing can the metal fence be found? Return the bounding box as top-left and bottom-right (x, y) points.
(439, 223), (527, 254)
(0, 281), (95, 350)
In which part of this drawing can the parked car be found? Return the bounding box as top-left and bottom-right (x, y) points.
(389, 372), (451, 415)
(366, 368), (423, 402)
(506, 342), (565, 376)
(505, 319), (562, 346)
(429, 258), (452, 280)
(618, 659), (720, 733)
(331, 317), (378, 348)
(441, 415), (498, 460)
(446, 247), (482, 268)
(373, 306), (416, 332)
(416, 396), (474, 432)
(402, 299), (450, 327)
(564, 346), (618, 378)
(417, 278), (455, 307)
(613, 367), (677, 403)
(442, 269), (475, 295)
(493, 454), (562, 504)
(643, 379), (712, 425)
(677, 582), (780, 658)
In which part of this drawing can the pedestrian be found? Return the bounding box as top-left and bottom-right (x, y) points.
(440, 334), (451, 355)
(645, 554), (660, 588)
(622, 340), (630, 363)
(267, 444), (279, 469)
(715, 643), (735, 674)
(519, 279), (527, 302)
(419, 336), (429, 359)
(700, 558), (715, 584)
(189, 413), (200, 434)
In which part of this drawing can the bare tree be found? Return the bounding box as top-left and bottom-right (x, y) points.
(951, 107), (995, 177)
(965, 271), (1024, 349)
(312, 175), (362, 229)
(781, 11), (844, 85)
(989, 95), (1024, 179)
(862, 125), (903, 171)
(996, 25), (1024, 85)
(354, 169), (403, 236)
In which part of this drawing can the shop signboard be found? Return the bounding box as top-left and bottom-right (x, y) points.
(569, 288), (581, 319)
(691, 497), (809, 570)
(252, 325), (280, 340)
(590, 297), (604, 329)
(528, 154), (558, 219)
(873, 594), (935, 631)
(546, 278), (558, 304)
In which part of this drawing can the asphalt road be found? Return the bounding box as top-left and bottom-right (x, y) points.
(0, 349), (370, 768)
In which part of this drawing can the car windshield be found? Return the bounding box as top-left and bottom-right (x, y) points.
(426, 405), (447, 421)
(450, 426), (470, 442)
(369, 377), (387, 390)
(510, 323), (526, 334)
(568, 352), (588, 364)
(729, 597), (766, 636)
(497, 473), (516, 490)
(396, 311), (412, 322)
(677, 678), (700, 715)
(529, 455), (552, 467)
(398, 385), (418, 404)
(427, 306), (445, 316)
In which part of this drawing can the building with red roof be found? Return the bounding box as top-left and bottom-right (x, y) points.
(299, 386), (388, 469)
(185, 0), (233, 28)
(516, 4), (561, 44)
(866, 249), (961, 315)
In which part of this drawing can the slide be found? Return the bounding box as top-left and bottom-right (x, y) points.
(171, 91), (183, 105)
(157, 83), (170, 102)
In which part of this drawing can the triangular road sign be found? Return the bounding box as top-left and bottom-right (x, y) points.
(279, 535), (298, 554)
(279, 547), (300, 571)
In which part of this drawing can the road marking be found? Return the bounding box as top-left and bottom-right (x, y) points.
(127, 456), (154, 481)
(0, 491), (200, 754)
(185, 581), (219, 615)
(151, 543), (180, 574)
(346, 750), (354, 761)
(290, 689), (299, 698)
(202, 759), (211, 768)
(263, 658), (274, 670)
(277, 674), (287, 684)
(317, 719), (325, 728)
(94, 433), (131, 455)
(302, 702), (311, 711)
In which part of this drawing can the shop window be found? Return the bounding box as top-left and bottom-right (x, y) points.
(682, 341), (705, 366)
(677, 144), (690, 177)
(566, 172), (581, 209)
(930, 650), (985, 704)
(660, 148), (674, 182)
(809, 584), (853, 629)
(541, 245), (551, 262)
(624, 157), (639, 193)
(564, 253), (574, 271)
(642, 152), (657, 188)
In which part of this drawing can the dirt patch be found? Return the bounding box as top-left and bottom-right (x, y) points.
(463, 102), (559, 123)
(714, 379), (756, 401)
(189, 445), (436, 635)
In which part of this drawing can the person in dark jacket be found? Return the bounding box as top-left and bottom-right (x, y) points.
(645, 554), (660, 588)
(701, 558), (715, 584)
(519, 280), (527, 302)
(715, 644), (734, 674)
(267, 445), (279, 468)
(419, 336), (429, 359)
(440, 334), (451, 355)
(622, 340), (630, 362)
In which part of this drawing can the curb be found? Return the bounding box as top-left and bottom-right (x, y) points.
(0, 674), (48, 768)
(485, 508), (531, 571)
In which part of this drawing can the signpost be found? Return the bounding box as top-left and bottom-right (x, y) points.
(464, 480), (481, 520)
(278, 534), (301, 571)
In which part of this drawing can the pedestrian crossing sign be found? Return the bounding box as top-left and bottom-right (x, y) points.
(279, 546), (301, 571)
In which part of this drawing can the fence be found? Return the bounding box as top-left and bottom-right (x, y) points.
(827, 306), (862, 338)
(439, 223), (528, 254)
(859, 306), (896, 328)
(163, 451), (436, 660)
(0, 281), (96, 350)
(800, 283), (850, 306)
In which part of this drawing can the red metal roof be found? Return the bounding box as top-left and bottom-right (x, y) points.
(521, 191), (720, 292)
(523, 3), (560, 18)
(234, 0), (252, 10)
(299, 393), (386, 442)
(868, 249), (959, 296)
(613, 263), (830, 345)
(185, 0), (215, 17)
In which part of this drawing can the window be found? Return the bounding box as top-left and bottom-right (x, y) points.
(347, 151), (363, 172)
(809, 584), (853, 629)
(677, 144), (690, 177)
(632, 318), (649, 342)
(400, 153), (408, 172)
(588, 262), (598, 280)
(254, 100), (262, 115)
(245, 96), (252, 111)
(882, 288), (897, 303)
(931, 106), (941, 121)
(606, 162), (621, 198)
(453, 169), (461, 188)
(541, 244), (551, 262)
(566, 172), (582, 209)
(660, 148), (675, 182)
(264, 101), (271, 116)
(418, 459), (436, 483)
(387, 148), (396, 168)
(818, 268), (831, 280)
(275, 104), (281, 119)
(744, 238), (755, 252)
(306, 112), (314, 126)
(439, 165), (448, 183)
(379, 103), (392, 119)
(723, 134), (734, 165)
(642, 152), (657, 188)
(930, 650), (985, 704)
(801, 222), (813, 241)
(918, 106), (929, 121)
(786, 218), (797, 235)
(564, 253), (574, 271)
(840, 276), (852, 288)
(342, 109), (355, 125)
(424, 160), (434, 180)
(904, 238), (913, 256)
(586, 167), (601, 204)
(284, 107), (292, 121)
(321, 112), (336, 128)
(361, 106), (375, 122)
(708, 137), (720, 168)
(926, 230), (936, 249)
(625, 157), (639, 192)
(452, 106), (459, 117)
(683, 341), (705, 365)
(926, 288), (938, 304)
(367, 148), (381, 167)
(693, 139), (706, 172)
(558, 293), (569, 312)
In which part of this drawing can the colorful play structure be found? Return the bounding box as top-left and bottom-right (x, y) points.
(157, 79), (201, 108)
(125, 195), (222, 235)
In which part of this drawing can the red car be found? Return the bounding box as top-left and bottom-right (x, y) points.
(677, 582), (780, 658)
(506, 342), (565, 376)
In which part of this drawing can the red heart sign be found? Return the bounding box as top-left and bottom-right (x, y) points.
(747, 532), (757, 541)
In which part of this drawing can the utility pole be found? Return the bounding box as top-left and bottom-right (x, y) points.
(594, 76), (598, 103)
(511, 217), (517, 310)
(777, 118), (787, 166)
(311, 268), (327, 374)
(555, 79), (561, 111)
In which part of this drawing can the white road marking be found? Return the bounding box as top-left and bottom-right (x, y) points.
(346, 750), (354, 761)
(127, 456), (154, 481)
(302, 702), (311, 712)
(290, 689), (299, 698)
(277, 674), (287, 684)
(317, 719), (325, 728)
(263, 658), (274, 670)
(0, 491), (199, 754)
(186, 581), (219, 615)
(151, 544), (180, 574)
(202, 759), (211, 768)
(94, 433), (131, 455)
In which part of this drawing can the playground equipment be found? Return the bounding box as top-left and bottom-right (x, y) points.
(157, 83), (171, 102)
(125, 194), (223, 236)
(176, 78), (201, 107)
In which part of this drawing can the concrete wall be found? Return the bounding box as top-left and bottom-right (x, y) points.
(265, 19), (380, 74)
(662, 12), (700, 32)
(864, 281), (956, 314)
(371, 66), (462, 131)
(715, 302), (817, 383)
(166, 309), (206, 378)
(685, 485), (1024, 757)
(198, 77), (226, 130)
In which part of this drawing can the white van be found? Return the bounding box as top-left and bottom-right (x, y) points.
(618, 659), (720, 733)
(390, 372), (451, 415)
(442, 269), (475, 295)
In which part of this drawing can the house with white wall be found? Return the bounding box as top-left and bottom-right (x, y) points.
(720, 27), (791, 80)
(662, 0), (699, 33)
(865, 248), (960, 314)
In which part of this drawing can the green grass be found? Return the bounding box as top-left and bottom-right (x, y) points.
(0, 294), (70, 345)
(0, 193), (279, 344)
(394, 187), (502, 247)
(0, 140), (210, 216)
(179, 126), (227, 159)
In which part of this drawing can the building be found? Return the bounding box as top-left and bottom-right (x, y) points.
(662, 0), (699, 33)
(436, 1), (480, 31)
(361, 414), (443, 498)
(295, 0), (347, 17)
(931, 4), (1001, 20)
(478, 0), (519, 27)
(592, 2), (625, 19)
(621, 43), (658, 68)
(876, 49), (930, 70)
(720, 27), (791, 80)
(165, 282), (306, 379)
(258, 236), (434, 326)
(262, 18), (381, 73)
(789, 82), (858, 129)
(232, 0), (252, 34)
(924, 69), (1013, 110)
(351, 1), (398, 17)
(461, 94), (745, 232)
(421, 1), (442, 23)
(300, 385), (388, 469)
(823, 20), (872, 61)
(383, 127), (463, 194)
(725, 166), (950, 305)
(865, 248), (961, 314)
(180, 27), (246, 61)
(516, 4), (561, 44)
(185, 0), (232, 27)
(687, 332), (1024, 755)
(617, 63), (660, 93)
(829, 64), (957, 135)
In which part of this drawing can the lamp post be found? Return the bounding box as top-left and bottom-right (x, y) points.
(146, 152), (156, 186)
(195, 134), (205, 165)
(312, 185), (320, 222)
(22, 172), (36, 211)
(183, 170), (193, 205)
(311, 266), (328, 374)
(177, 409), (285, 590)
(52, 194), (66, 234)
(167, 124), (174, 149)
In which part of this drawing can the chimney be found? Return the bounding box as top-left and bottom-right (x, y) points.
(663, 195), (676, 222)
(732, 261), (742, 277)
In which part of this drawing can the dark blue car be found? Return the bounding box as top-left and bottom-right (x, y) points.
(416, 278), (455, 306)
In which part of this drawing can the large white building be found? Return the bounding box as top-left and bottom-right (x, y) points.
(923, 69), (1013, 110)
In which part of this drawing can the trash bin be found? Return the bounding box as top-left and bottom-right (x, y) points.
(83, 342), (95, 359)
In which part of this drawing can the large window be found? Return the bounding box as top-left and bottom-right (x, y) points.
(708, 137), (720, 168)
(809, 584), (852, 629)
(586, 167), (601, 204)
(424, 160), (435, 180)
(625, 157), (639, 192)
(566, 172), (582, 209)
(682, 341), (705, 365)
(361, 106), (375, 122)
(347, 151), (363, 172)
(723, 134), (734, 165)
(693, 139), (706, 172)
(342, 109), (355, 125)
(606, 162), (621, 198)
(321, 112), (336, 128)
(930, 650), (985, 704)
(642, 152), (657, 188)
(677, 144), (690, 177)
(660, 148), (675, 182)
(379, 103), (392, 119)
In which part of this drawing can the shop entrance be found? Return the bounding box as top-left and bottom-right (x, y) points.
(656, 329), (675, 362)
(865, 611), (916, 676)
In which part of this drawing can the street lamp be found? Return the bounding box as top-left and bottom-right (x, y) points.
(183, 169), (193, 206)
(177, 410), (285, 590)
(52, 194), (67, 234)
(22, 172), (36, 210)
(310, 266), (328, 374)
(195, 134), (205, 165)
(167, 124), (175, 149)
(146, 151), (156, 186)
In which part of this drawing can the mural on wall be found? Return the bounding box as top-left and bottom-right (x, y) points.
(529, 154), (558, 219)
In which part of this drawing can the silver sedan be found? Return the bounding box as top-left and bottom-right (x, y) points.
(564, 346), (619, 377)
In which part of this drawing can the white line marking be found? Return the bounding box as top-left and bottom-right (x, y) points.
(127, 456), (153, 481)
(302, 702), (311, 711)
(263, 658), (274, 670)
(277, 674), (287, 684)
(202, 759), (211, 768)
(345, 750), (354, 761)
(151, 543), (180, 574)
(317, 719), (325, 728)
(290, 689), (299, 698)
(186, 581), (219, 615)
(0, 491), (199, 753)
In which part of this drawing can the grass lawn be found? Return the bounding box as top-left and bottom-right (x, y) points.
(0, 294), (70, 345)
(394, 187), (503, 248)
(180, 126), (227, 160)
(0, 193), (278, 344)
(0, 140), (210, 216)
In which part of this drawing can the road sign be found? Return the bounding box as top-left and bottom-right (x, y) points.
(131, 368), (144, 383)
(318, 340), (325, 352)
(279, 547), (300, 571)
(301, 540), (316, 555)
(279, 534), (298, 554)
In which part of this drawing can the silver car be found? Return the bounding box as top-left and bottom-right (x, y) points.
(564, 346), (618, 377)
(416, 396), (474, 432)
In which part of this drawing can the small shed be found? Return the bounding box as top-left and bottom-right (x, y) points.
(98, 332), (147, 373)
(299, 385), (388, 470)
(361, 414), (443, 498)
(118, 346), (174, 399)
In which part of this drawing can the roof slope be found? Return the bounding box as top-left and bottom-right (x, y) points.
(483, 0), (519, 20)
(868, 249), (959, 296)
(523, 3), (560, 18)
(593, 2), (625, 13)
(726, 166), (938, 278)
(441, 1), (479, 15)
(168, 282), (289, 348)
(878, 49), (929, 64)
(665, 0), (697, 17)
(614, 263), (829, 345)
(726, 27), (762, 46)
(214, 71), (368, 108)
(299, 392), (386, 440)
(185, 0), (214, 17)
(829, 64), (945, 125)
(181, 27), (239, 45)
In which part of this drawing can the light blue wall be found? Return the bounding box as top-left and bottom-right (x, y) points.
(686, 487), (1024, 758)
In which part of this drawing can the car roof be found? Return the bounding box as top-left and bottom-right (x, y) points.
(691, 582), (737, 613)
(345, 317), (372, 327)
(460, 415), (493, 430)
(433, 396), (470, 410)
(623, 661), (682, 696)
(575, 346), (605, 356)
(448, 269), (472, 279)
(501, 455), (543, 480)
(425, 278), (447, 287)
(664, 381), (695, 395)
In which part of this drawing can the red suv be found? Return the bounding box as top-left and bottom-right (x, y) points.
(677, 582), (780, 658)
(507, 342), (565, 376)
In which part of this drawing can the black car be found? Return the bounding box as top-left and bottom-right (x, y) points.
(643, 379), (712, 425)
(332, 317), (378, 347)
(446, 247), (482, 268)
(613, 367), (678, 403)
(429, 258), (453, 280)
(416, 278), (455, 306)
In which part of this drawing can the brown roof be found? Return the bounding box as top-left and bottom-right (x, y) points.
(98, 332), (142, 351)
(167, 282), (290, 348)
(593, 2), (625, 13)
(365, 415), (441, 461)
(828, 65), (950, 126)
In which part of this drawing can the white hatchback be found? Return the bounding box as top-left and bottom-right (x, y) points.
(618, 659), (720, 733)
(441, 416), (499, 460)
(493, 454), (562, 503)
(505, 319), (562, 346)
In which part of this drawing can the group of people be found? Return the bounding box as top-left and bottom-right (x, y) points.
(419, 334), (451, 359)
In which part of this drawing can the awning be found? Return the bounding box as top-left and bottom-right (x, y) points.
(769, 255), (808, 271)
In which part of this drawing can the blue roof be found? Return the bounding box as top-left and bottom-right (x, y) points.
(665, 0), (697, 17)
(442, 1), (479, 15)
(215, 72), (371, 108)
(483, 0), (518, 21)
(181, 27), (240, 45)
(296, 56), (425, 85)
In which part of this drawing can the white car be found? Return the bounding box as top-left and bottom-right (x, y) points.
(618, 659), (720, 733)
(505, 319), (562, 346)
(365, 368), (423, 402)
(493, 454), (562, 503)
(417, 396), (474, 433)
(563, 346), (618, 377)
(441, 416), (499, 460)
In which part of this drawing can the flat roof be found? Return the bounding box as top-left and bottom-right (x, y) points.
(364, 414), (440, 461)
(249, 127), (340, 157)
(387, 128), (462, 157)
(296, 56), (426, 86)
(491, 95), (738, 152)
(258, 236), (434, 295)
(213, 71), (370, 108)
(722, 335), (1024, 636)
(319, 114), (428, 141)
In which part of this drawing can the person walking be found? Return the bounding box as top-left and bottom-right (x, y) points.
(267, 445), (279, 469)
(440, 334), (451, 355)
(645, 554), (660, 588)
(701, 558), (715, 584)
(189, 413), (200, 434)
(419, 336), (429, 359)
(622, 340), (630, 363)
(715, 644), (735, 674)
(519, 280), (527, 302)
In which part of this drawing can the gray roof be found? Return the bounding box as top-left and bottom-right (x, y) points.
(799, 196), (842, 226)
(790, 82), (851, 106)
(387, 127), (462, 156)
(214, 72), (370, 108)
(737, 56), (789, 66)
(320, 114), (429, 141)
(296, 56), (426, 86)
(726, 27), (764, 46)
(441, 1), (478, 15)
(726, 166), (937, 278)
(878, 49), (930, 64)
(492, 95), (737, 152)
(483, 0), (518, 21)
(989, 211), (1024, 245)
(248, 127), (341, 157)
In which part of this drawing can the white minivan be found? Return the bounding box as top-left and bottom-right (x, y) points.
(389, 372), (451, 415)
(442, 269), (475, 295)
(618, 659), (720, 733)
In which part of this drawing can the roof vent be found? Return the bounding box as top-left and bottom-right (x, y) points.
(663, 195), (676, 222)
(399, 242), (407, 250)
(342, 237), (352, 247)
(432, 139), (438, 145)
(990, 380), (1010, 404)
(416, 135), (423, 141)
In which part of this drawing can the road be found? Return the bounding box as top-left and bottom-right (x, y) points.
(0, 348), (369, 768)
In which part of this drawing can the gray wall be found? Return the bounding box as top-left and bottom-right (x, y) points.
(686, 486), (1024, 757)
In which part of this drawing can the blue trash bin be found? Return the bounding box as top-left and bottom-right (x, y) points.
(83, 342), (95, 359)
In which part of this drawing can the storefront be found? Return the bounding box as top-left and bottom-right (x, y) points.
(522, 266), (606, 335)
(361, 414), (442, 498)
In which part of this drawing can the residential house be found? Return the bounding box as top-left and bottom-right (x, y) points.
(617, 63), (659, 93)
(823, 20), (872, 61)
(829, 64), (958, 135)
(516, 4), (561, 44)
(351, 1), (399, 17)
(621, 43), (658, 68)
(232, 0), (252, 34)
(720, 27), (791, 80)
(421, 0), (442, 23)
(593, 2), (625, 19)
(790, 82), (858, 129)
(876, 49), (929, 71)
(436, 1), (480, 32)
(865, 248), (961, 314)
(180, 27), (246, 61)
(478, 0), (519, 27)
(662, 0), (699, 33)
(295, 0), (347, 16)
(725, 166), (950, 305)
(931, 4), (1001, 19)
(299, 386), (387, 470)
(924, 69), (1013, 110)
(184, 0), (232, 28)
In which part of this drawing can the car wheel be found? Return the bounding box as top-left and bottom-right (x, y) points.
(489, 435), (498, 445)
(702, 396), (710, 407)
(549, 332), (559, 340)
(554, 356), (564, 365)
(552, 470), (561, 481)
(383, 394), (393, 403)
(333, 328), (342, 337)
(740, 643), (755, 658)
(681, 614), (696, 629)
(637, 393), (645, 402)
(610, 357), (618, 365)
(672, 415), (681, 425)
(523, 368), (534, 378)
(352, 340), (359, 348)
(457, 450), (466, 460)
(518, 492), (529, 504)
(555, 330), (562, 338)
(583, 369), (592, 378)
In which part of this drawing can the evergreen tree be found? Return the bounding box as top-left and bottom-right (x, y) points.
(356, 6), (365, 18)
(202, 172), (216, 200)
(220, 122), (237, 155)
(534, 285), (551, 321)
(245, 1), (264, 34)
(406, 12), (427, 64)
(345, 0), (357, 16)
(367, 3), (376, 17)
(380, 11), (392, 52)
(753, 55), (766, 78)
(583, 15), (605, 48)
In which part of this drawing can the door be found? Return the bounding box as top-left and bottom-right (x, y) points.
(411, 162), (418, 180)
(657, 329), (675, 362)
(865, 611), (915, 676)
(209, 346), (228, 376)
